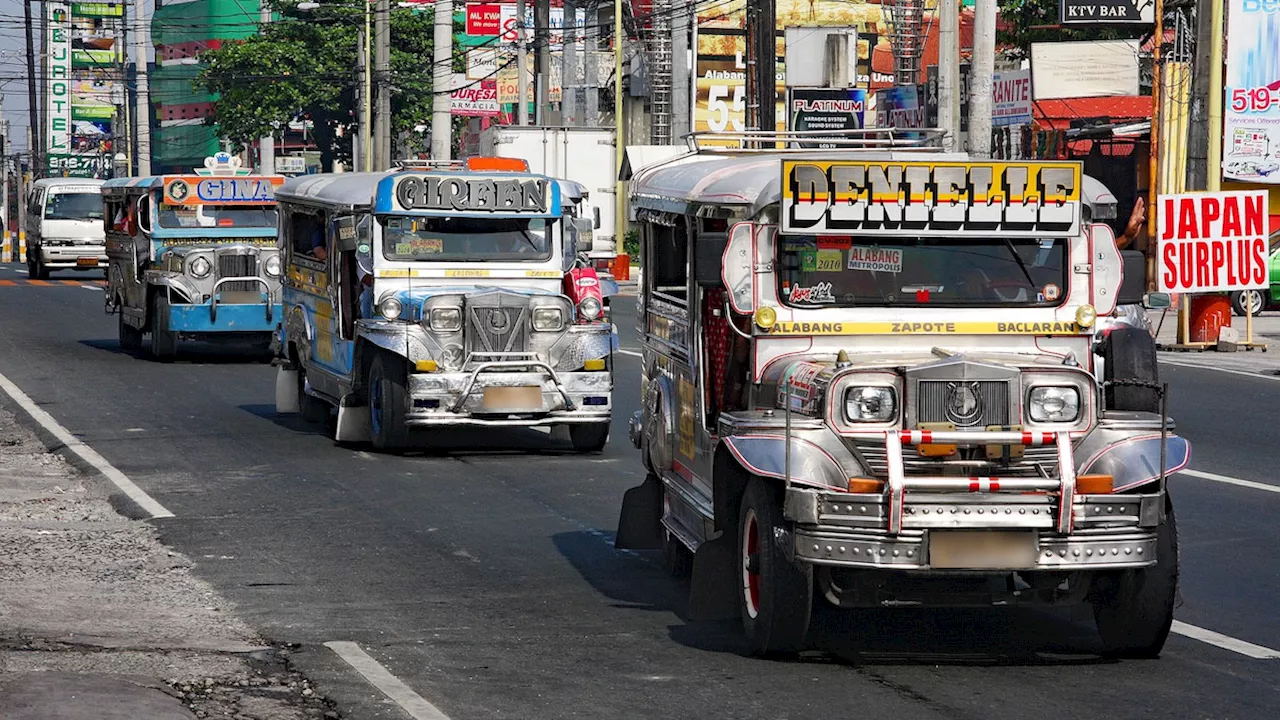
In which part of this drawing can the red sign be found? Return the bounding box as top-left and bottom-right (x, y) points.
(451, 78), (499, 117)
(466, 3), (503, 36)
(1157, 190), (1270, 293)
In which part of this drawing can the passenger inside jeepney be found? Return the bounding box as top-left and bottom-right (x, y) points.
(381, 216), (552, 261)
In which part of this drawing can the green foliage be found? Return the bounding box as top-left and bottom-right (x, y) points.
(198, 0), (457, 166)
(623, 229), (640, 260)
(996, 0), (1147, 59)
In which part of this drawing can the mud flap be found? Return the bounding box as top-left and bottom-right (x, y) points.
(615, 473), (664, 550)
(335, 395), (371, 444)
(275, 367), (300, 414)
(688, 531), (739, 621)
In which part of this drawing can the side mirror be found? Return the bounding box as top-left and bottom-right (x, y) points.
(335, 216), (358, 252)
(1143, 291), (1172, 309)
(695, 233), (728, 286)
(593, 206), (601, 230)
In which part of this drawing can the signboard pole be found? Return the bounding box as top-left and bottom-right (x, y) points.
(517, 0), (529, 125)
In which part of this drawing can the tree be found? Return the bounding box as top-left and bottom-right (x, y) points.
(996, 0), (1148, 60)
(197, 1), (446, 169)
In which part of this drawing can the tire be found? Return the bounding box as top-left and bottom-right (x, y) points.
(297, 367), (330, 424)
(1230, 289), (1265, 317)
(367, 353), (410, 452)
(738, 477), (813, 656)
(569, 422), (610, 452)
(32, 252), (49, 280)
(148, 293), (178, 362)
(26, 250), (37, 279)
(1092, 497), (1179, 659)
(117, 314), (143, 355)
(1102, 327), (1160, 413)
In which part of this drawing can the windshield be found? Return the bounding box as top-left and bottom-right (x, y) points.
(157, 203), (278, 229)
(380, 215), (554, 262)
(44, 191), (103, 220)
(778, 236), (1068, 308)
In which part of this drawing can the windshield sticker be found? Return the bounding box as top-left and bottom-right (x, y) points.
(799, 251), (818, 272)
(1042, 284), (1061, 301)
(788, 281), (836, 304)
(817, 235), (853, 250)
(815, 250), (843, 272)
(847, 246), (903, 272)
(784, 238), (816, 251)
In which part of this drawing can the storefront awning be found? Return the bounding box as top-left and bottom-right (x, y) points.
(1033, 97), (1153, 130)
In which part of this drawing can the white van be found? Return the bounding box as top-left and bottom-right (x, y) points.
(26, 178), (107, 279)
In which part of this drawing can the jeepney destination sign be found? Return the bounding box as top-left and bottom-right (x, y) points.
(163, 176), (284, 206)
(394, 175), (551, 214)
(781, 160), (1082, 237)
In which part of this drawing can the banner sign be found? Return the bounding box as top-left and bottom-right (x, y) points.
(466, 3), (503, 35)
(786, 88), (867, 146)
(1030, 40), (1141, 99)
(780, 160), (1082, 237)
(992, 69), (1033, 127)
(1223, 0), (1280, 183)
(1157, 191), (1270, 293)
(450, 74), (500, 117)
(163, 177), (284, 206)
(46, 2), (73, 171)
(1059, 0), (1155, 24)
(387, 174), (558, 216)
(874, 85), (925, 129)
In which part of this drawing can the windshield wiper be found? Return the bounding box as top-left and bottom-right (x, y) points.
(1001, 238), (1037, 289)
(516, 226), (541, 253)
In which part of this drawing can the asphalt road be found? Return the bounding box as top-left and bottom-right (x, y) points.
(0, 263), (1277, 720)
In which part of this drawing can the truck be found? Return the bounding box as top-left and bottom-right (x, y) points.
(474, 126), (617, 276)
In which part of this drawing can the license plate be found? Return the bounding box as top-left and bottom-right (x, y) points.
(481, 386), (542, 412)
(929, 531), (1038, 569)
(76, 257), (99, 267)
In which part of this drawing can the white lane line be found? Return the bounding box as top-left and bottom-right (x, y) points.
(1160, 358), (1280, 382)
(617, 348), (642, 358)
(1178, 468), (1280, 495)
(1172, 621), (1280, 659)
(0, 370), (174, 519)
(81, 284), (103, 291)
(324, 641), (451, 720)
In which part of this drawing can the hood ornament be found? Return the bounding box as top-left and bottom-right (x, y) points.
(944, 381), (984, 426)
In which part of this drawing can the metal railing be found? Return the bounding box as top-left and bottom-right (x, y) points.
(684, 128), (950, 154)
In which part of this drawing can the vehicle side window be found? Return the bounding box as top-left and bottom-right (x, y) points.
(287, 211), (328, 264)
(648, 221), (689, 304)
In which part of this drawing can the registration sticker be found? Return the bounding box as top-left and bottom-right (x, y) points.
(800, 251), (818, 272)
(1042, 284), (1061, 301)
(847, 246), (903, 272)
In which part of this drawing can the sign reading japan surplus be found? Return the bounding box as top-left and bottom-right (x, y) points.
(1158, 191), (1270, 293)
(46, 2), (73, 171)
(780, 160), (1082, 237)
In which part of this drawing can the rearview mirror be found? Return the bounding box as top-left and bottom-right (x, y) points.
(1143, 292), (1171, 309)
(335, 216), (358, 252)
(593, 206), (601, 230)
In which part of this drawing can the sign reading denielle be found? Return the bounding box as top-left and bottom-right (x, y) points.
(780, 161), (1082, 237)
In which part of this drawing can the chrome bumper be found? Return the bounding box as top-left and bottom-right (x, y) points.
(405, 361), (611, 428)
(40, 246), (106, 267)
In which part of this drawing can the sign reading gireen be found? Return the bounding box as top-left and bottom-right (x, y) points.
(1158, 191), (1270, 293)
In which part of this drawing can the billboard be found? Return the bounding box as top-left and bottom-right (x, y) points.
(1158, 191), (1270, 293)
(787, 88), (867, 145)
(46, 0), (125, 178)
(1030, 40), (1141, 99)
(1223, 0), (1280, 183)
(47, 2), (73, 170)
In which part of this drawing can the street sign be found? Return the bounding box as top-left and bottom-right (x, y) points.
(276, 156), (307, 175)
(1059, 0), (1155, 24)
(466, 3), (503, 36)
(787, 88), (866, 147)
(1158, 191), (1271, 293)
(991, 70), (1032, 127)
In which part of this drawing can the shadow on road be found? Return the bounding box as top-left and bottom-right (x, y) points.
(80, 339), (274, 365)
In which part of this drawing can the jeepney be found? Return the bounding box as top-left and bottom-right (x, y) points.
(271, 158), (617, 453)
(102, 153), (286, 360)
(615, 131), (1189, 659)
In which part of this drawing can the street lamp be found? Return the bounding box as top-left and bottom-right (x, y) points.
(297, 2), (371, 172)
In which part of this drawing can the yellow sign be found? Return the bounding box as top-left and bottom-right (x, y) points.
(780, 160), (1083, 238)
(444, 269), (491, 278)
(766, 320), (1086, 336)
(678, 377), (696, 459)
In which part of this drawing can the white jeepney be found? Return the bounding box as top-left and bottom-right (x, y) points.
(615, 131), (1188, 658)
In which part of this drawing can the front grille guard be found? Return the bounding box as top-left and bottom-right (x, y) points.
(779, 378), (1173, 538)
(447, 358), (577, 413)
(209, 276), (273, 324)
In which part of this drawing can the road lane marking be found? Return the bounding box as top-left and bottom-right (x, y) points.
(1172, 621), (1280, 659)
(0, 370), (175, 519)
(618, 349), (642, 358)
(324, 641), (451, 720)
(1160, 358), (1280, 382)
(81, 284), (103, 291)
(1178, 468), (1280, 495)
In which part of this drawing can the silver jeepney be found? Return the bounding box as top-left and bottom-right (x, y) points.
(616, 131), (1188, 658)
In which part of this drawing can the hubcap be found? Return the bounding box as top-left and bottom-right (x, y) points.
(1248, 291), (1264, 314)
(742, 510), (761, 619)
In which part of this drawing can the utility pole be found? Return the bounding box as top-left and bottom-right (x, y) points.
(1205, 0), (1224, 193)
(1, 117), (8, 261)
(612, 0), (624, 262)
(431, 0), (453, 161)
(969, 0), (996, 158)
(25, 0), (41, 176)
(258, 2), (275, 174)
(374, 0), (391, 169)
(517, 0), (529, 125)
(563, 0), (579, 126)
(535, 0), (551, 124)
(584, 0), (599, 125)
(745, 0), (776, 137)
(133, 0), (151, 175)
(938, 0), (959, 152)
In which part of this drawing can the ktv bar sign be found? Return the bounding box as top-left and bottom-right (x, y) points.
(1158, 190), (1270, 293)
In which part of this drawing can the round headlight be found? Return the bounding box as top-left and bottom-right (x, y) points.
(189, 255), (212, 279)
(1076, 304), (1098, 329)
(379, 295), (403, 320)
(578, 296), (602, 321)
(264, 254), (281, 277)
(845, 386), (897, 423)
(1028, 386), (1081, 423)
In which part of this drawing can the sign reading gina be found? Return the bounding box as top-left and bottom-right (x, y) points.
(163, 176), (284, 206)
(393, 175), (551, 214)
(781, 161), (1082, 238)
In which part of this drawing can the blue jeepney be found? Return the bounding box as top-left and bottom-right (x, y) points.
(272, 159), (617, 452)
(102, 153), (286, 360)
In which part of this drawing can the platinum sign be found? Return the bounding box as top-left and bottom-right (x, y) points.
(46, 2), (72, 170)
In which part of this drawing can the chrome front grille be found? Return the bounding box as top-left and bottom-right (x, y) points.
(465, 302), (530, 356)
(917, 380), (1011, 428)
(850, 439), (1058, 480)
(217, 252), (259, 291)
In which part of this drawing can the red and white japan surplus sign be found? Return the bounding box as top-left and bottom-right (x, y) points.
(1158, 190), (1270, 293)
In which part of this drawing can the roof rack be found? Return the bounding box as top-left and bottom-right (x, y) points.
(393, 159), (467, 171)
(684, 128), (950, 154)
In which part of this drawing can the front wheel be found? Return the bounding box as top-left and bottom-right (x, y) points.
(569, 422), (610, 452)
(738, 477), (813, 656)
(1091, 497), (1179, 659)
(367, 353), (410, 452)
(1231, 289), (1265, 317)
(148, 293), (178, 362)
